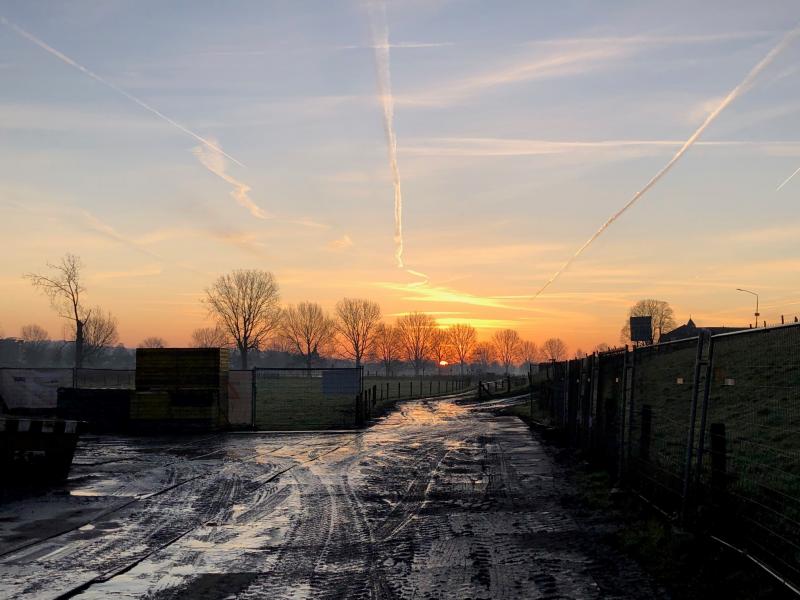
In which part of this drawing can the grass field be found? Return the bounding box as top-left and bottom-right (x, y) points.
(253, 375), (357, 430)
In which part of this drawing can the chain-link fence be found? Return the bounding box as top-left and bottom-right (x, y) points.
(532, 323), (800, 589)
(253, 367), (363, 430)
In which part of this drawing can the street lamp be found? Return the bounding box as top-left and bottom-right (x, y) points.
(736, 288), (760, 327)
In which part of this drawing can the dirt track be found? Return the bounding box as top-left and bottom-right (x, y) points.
(0, 395), (663, 599)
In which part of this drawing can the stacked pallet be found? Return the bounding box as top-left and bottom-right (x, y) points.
(132, 348), (230, 432)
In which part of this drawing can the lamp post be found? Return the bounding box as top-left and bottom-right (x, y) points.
(736, 288), (760, 327)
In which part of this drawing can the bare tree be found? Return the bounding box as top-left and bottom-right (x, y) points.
(518, 340), (539, 368)
(334, 298), (381, 367)
(20, 324), (49, 366)
(373, 323), (401, 376)
(620, 298), (676, 344)
(25, 254), (88, 368)
(204, 269), (281, 369)
(473, 342), (495, 374)
(191, 325), (229, 348)
(447, 324), (476, 376)
(429, 328), (451, 375)
(541, 337), (568, 362)
(140, 336), (166, 349)
(280, 302), (336, 369)
(82, 307), (119, 365)
(575, 348), (587, 359)
(594, 342), (612, 353)
(396, 312), (437, 376)
(492, 329), (521, 374)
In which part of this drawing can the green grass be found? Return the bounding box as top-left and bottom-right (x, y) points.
(254, 378), (357, 430)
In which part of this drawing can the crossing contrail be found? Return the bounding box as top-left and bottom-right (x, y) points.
(535, 24), (800, 298)
(776, 165), (800, 191)
(1, 16), (244, 167)
(366, 0), (405, 269)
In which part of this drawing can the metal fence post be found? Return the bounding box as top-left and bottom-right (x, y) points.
(529, 363), (534, 418)
(710, 422), (727, 507)
(251, 367), (257, 430)
(694, 336), (716, 487)
(681, 332), (707, 523)
(624, 347), (636, 480)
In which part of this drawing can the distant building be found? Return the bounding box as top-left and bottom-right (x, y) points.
(659, 319), (746, 343)
(0, 338), (23, 366)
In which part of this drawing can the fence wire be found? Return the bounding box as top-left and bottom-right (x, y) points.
(533, 323), (800, 589)
(628, 338), (700, 515)
(253, 367), (362, 430)
(697, 325), (800, 584)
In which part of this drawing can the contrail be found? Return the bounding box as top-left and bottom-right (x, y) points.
(192, 139), (269, 219)
(776, 165), (800, 191)
(366, 1), (404, 268)
(535, 24), (800, 298)
(1, 16), (244, 167)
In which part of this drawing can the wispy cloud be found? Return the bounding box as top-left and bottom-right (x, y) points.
(81, 211), (161, 259)
(339, 41), (453, 50)
(376, 280), (515, 309)
(91, 265), (163, 280)
(434, 317), (522, 329)
(402, 137), (800, 158)
(191, 138), (270, 219)
(397, 43), (631, 107)
(727, 223), (800, 242)
(327, 234), (354, 250)
(525, 31), (774, 48)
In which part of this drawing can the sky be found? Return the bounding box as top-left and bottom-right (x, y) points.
(1, 0), (800, 352)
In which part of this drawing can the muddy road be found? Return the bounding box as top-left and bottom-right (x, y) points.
(0, 396), (662, 599)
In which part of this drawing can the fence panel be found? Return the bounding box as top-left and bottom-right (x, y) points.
(0, 368), (134, 410)
(628, 338), (699, 515)
(253, 367), (362, 430)
(697, 325), (800, 584)
(595, 350), (626, 475)
(228, 370), (253, 427)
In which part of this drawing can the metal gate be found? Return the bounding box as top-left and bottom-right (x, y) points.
(252, 367), (363, 430)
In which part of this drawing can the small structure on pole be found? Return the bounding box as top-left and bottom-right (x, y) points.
(630, 316), (653, 346)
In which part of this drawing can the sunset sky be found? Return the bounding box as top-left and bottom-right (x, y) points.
(2, 1), (800, 352)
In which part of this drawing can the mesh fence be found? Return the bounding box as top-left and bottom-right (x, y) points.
(531, 323), (800, 588)
(0, 368), (134, 409)
(697, 325), (800, 583)
(253, 367), (362, 430)
(594, 350), (626, 475)
(627, 338), (700, 515)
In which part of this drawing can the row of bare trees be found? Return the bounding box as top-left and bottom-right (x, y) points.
(199, 269), (570, 373)
(24, 258), (571, 372)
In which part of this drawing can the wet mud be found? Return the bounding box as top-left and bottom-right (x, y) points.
(0, 395), (663, 599)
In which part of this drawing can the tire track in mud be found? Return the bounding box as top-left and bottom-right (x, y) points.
(2, 434), (363, 599)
